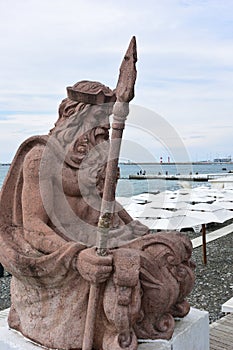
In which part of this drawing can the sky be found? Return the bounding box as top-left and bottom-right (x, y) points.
(0, 0), (233, 162)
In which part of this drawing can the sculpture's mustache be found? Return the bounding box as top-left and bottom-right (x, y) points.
(92, 126), (110, 145)
(67, 126), (110, 166)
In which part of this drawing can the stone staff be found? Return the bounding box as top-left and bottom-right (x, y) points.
(82, 36), (137, 350)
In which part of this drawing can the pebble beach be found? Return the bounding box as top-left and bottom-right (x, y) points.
(1, 226), (232, 324)
(187, 230), (233, 323)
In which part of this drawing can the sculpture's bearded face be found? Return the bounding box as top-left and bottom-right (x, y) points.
(50, 102), (114, 198)
(65, 104), (112, 168)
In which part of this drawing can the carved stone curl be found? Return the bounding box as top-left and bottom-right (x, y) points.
(101, 232), (195, 350)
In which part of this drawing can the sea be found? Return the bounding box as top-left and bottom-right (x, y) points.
(1, 162), (233, 198)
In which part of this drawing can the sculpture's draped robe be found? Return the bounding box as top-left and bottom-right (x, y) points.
(0, 136), (91, 348)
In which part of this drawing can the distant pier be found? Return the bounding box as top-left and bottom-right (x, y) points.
(128, 173), (233, 182)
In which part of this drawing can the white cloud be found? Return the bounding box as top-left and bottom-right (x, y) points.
(0, 113), (54, 161)
(0, 0), (233, 161)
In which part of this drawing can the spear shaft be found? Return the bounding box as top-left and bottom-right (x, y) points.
(96, 114), (127, 255)
(97, 34), (137, 254)
(82, 36), (137, 350)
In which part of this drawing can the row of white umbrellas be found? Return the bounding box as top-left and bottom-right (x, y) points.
(117, 186), (233, 264)
(118, 186), (233, 231)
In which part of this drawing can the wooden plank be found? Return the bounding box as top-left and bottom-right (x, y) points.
(210, 344), (227, 350)
(210, 314), (233, 350)
(213, 324), (233, 334)
(210, 338), (231, 350)
(212, 323), (233, 332)
(210, 334), (233, 346)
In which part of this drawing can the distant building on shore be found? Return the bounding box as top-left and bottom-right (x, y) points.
(213, 156), (231, 163)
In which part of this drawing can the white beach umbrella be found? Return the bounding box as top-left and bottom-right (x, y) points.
(217, 194), (233, 202)
(187, 203), (226, 212)
(162, 187), (215, 204)
(149, 201), (189, 210)
(167, 215), (205, 230)
(138, 218), (172, 230)
(123, 202), (148, 217)
(146, 191), (190, 209)
(174, 209), (233, 224)
(186, 195), (215, 203)
(131, 193), (160, 202)
(187, 186), (232, 203)
(215, 201), (233, 210)
(188, 201), (233, 216)
(133, 208), (174, 219)
(139, 215), (204, 231)
(224, 189), (233, 194)
(138, 218), (159, 229)
(116, 196), (132, 206)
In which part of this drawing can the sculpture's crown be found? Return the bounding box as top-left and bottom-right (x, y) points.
(66, 80), (116, 105)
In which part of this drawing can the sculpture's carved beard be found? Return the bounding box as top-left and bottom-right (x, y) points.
(69, 126), (109, 164)
(67, 126), (110, 198)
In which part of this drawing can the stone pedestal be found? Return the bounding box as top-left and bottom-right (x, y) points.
(0, 308), (209, 350)
(0, 308), (40, 350)
(138, 308), (209, 350)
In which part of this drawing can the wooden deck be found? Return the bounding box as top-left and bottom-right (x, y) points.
(210, 313), (233, 350)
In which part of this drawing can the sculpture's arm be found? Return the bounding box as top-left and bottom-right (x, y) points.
(22, 145), (67, 254)
(115, 201), (133, 224)
(115, 200), (149, 236)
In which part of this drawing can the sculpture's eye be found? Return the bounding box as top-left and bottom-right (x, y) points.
(93, 106), (109, 120)
(65, 108), (75, 117)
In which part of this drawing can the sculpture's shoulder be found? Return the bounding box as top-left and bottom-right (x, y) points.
(23, 144), (45, 177)
(24, 144), (45, 163)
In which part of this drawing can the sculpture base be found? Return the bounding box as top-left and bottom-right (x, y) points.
(138, 308), (209, 350)
(0, 308), (209, 350)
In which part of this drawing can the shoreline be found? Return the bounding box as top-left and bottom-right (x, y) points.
(120, 162), (233, 165)
(3, 162), (233, 166)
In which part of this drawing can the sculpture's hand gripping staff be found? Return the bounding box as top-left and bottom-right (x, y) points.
(82, 36), (137, 350)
